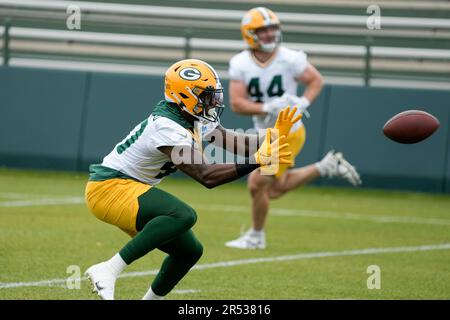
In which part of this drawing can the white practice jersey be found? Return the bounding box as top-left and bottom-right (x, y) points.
(101, 115), (202, 186)
(229, 46), (308, 131)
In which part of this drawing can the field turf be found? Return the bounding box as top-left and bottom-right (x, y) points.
(1, 168), (449, 300)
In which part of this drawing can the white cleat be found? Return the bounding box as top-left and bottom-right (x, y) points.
(334, 152), (362, 186)
(317, 150), (362, 186)
(316, 150), (337, 177)
(85, 262), (116, 300)
(225, 230), (266, 250)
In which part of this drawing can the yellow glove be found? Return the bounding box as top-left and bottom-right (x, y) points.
(273, 106), (303, 139)
(254, 128), (292, 175)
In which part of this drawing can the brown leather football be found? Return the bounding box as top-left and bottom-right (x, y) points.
(383, 110), (440, 144)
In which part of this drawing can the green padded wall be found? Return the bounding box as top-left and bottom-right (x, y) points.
(323, 86), (450, 192)
(0, 67), (88, 170)
(79, 72), (164, 170)
(0, 66), (449, 193)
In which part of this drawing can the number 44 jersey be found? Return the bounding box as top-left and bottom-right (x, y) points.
(101, 115), (197, 186)
(228, 46), (308, 131)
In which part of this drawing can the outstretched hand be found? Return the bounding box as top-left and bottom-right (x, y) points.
(254, 128), (292, 176)
(273, 106), (303, 139)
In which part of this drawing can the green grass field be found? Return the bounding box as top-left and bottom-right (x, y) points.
(0, 168), (449, 300)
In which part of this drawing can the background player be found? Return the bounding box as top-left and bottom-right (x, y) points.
(225, 7), (362, 250)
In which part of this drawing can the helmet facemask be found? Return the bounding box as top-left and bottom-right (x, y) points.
(252, 25), (282, 52)
(183, 85), (224, 124)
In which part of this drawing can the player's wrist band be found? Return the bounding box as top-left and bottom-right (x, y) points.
(299, 96), (311, 108)
(235, 163), (260, 177)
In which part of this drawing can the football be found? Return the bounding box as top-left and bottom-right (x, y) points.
(382, 110), (440, 144)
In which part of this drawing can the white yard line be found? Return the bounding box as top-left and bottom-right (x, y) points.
(1, 196), (449, 226)
(0, 193), (35, 199)
(0, 197), (84, 207)
(197, 204), (450, 226)
(1, 243), (449, 290)
(273, 208), (450, 226)
(171, 289), (201, 294)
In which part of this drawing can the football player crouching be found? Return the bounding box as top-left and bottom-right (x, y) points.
(84, 58), (301, 300)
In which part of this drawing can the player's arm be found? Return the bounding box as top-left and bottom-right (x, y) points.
(205, 124), (261, 157)
(158, 145), (259, 189)
(158, 129), (291, 189)
(296, 62), (324, 104)
(229, 80), (266, 115)
(204, 106), (301, 157)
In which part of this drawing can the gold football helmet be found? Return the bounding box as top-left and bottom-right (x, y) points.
(165, 59), (224, 123)
(241, 7), (281, 52)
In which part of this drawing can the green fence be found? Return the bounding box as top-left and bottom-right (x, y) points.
(0, 66), (449, 193)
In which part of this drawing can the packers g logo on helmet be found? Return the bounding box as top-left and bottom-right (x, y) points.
(165, 59), (224, 123)
(179, 67), (202, 81)
(241, 7), (281, 52)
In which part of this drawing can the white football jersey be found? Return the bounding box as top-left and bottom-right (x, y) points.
(101, 115), (199, 185)
(229, 46), (308, 131)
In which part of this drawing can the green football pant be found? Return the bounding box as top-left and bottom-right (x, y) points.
(119, 187), (203, 296)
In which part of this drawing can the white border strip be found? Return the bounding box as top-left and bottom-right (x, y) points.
(370, 78), (450, 91)
(8, 58), (450, 90)
(0, 0), (449, 29)
(9, 27), (449, 59)
(9, 58), (170, 76)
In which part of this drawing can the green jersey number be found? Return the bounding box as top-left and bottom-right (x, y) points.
(247, 75), (285, 102)
(116, 119), (148, 154)
(155, 162), (177, 179)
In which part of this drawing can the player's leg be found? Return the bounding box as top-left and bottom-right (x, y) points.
(268, 164), (320, 199)
(268, 151), (361, 199)
(225, 170), (273, 249)
(225, 125), (307, 249)
(142, 230), (203, 300)
(268, 124), (361, 199)
(268, 125), (311, 199)
(85, 178), (149, 300)
(243, 124), (306, 233)
(85, 184), (198, 299)
(248, 170), (274, 231)
(118, 187), (198, 264)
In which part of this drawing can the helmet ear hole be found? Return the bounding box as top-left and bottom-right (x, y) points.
(179, 93), (189, 99)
